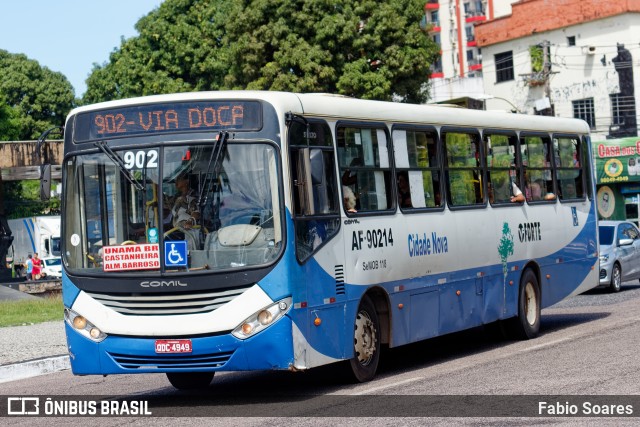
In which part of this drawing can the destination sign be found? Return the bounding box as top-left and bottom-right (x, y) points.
(74, 100), (262, 142)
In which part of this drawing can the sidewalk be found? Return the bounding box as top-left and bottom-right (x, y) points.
(0, 285), (69, 382)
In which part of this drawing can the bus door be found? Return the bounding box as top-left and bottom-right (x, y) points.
(287, 116), (342, 273)
(287, 116), (345, 361)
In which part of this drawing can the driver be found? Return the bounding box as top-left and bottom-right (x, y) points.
(167, 173), (201, 250)
(171, 173), (200, 229)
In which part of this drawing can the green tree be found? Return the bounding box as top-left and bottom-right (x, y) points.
(3, 180), (60, 218)
(84, 0), (439, 104)
(0, 50), (76, 139)
(0, 94), (21, 141)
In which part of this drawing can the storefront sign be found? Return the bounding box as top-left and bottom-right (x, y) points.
(595, 137), (640, 184)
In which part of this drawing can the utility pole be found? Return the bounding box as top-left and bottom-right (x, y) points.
(0, 176), (13, 280)
(542, 40), (552, 113)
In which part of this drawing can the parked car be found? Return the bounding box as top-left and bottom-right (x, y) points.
(599, 220), (640, 292)
(41, 256), (62, 279)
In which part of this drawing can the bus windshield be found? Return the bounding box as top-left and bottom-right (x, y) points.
(63, 142), (282, 275)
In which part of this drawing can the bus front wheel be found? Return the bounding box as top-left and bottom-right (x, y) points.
(349, 296), (381, 382)
(507, 269), (541, 340)
(166, 372), (214, 390)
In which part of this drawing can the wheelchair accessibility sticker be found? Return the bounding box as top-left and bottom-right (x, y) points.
(165, 241), (188, 267)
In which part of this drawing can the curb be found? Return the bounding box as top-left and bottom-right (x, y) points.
(0, 355), (70, 383)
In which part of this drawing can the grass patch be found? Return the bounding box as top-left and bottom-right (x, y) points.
(0, 293), (64, 327)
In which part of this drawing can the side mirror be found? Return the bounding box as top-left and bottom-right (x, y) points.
(40, 164), (51, 201)
(618, 238), (634, 246)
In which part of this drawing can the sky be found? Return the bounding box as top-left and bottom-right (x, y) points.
(0, 0), (164, 97)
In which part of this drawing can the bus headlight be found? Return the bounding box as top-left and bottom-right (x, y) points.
(64, 308), (107, 342)
(232, 297), (291, 340)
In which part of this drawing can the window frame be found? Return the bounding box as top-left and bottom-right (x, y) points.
(391, 125), (445, 214)
(336, 121), (395, 217)
(553, 133), (587, 202)
(610, 93), (624, 126)
(572, 98), (595, 129)
(441, 126), (485, 210)
(482, 129), (522, 207)
(582, 136), (593, 200)
(495, 51), (514, 83)
(520, 131), (557, 204)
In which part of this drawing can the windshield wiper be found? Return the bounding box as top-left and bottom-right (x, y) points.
(198, 131), (229, 230)
(94, 140), (145, 191)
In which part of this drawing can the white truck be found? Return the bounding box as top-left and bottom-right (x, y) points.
(8, 216), (61, 278)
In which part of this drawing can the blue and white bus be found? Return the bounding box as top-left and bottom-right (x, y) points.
(60, 91), (598, 388)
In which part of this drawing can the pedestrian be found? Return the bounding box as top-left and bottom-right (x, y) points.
(25, 254), (33, 281)
(32, 252), (42, 280)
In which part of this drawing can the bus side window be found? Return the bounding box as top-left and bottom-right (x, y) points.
(337, 126), (393, 212)
(484, 132), (519, 204)
(554, 135), (584, 201)
(443, 130), (483, 207)
(392, 128), (442, 209)
(521, 134), (556, 202)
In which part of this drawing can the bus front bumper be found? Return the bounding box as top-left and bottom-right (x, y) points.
(64, 316), (294, 375)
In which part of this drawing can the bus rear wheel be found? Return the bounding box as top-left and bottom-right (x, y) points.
(506, 269), (541, 340)
(349, 296), (380, 382)
(166, 372), (214, 390)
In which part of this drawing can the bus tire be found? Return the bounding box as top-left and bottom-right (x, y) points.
(507, 269), (541, 340)
(166, 372), (214, 390)
(349, 295), (380, 382)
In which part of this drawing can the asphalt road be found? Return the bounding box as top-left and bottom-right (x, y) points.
(1, 282), (640, 425)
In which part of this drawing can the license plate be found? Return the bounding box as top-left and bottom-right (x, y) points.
(155, 339), (192, 353)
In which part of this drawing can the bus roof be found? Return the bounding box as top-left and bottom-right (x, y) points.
(67, 91), (591, 135)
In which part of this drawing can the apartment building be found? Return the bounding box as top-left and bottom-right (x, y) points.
(423, 0), (519, 103)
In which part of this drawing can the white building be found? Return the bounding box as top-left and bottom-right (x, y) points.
(475, 0), (640, 141)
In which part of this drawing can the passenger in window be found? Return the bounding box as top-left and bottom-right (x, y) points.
(397, 172), (412, 208)
(510, 182), (525, 203)
(537, 179), (556, 200)
(341, 158), (362, 186)
(562, 182), (577, 199)
(489, 179), (523, 203)
(527, 181), (542, 201)
(342, 185), (357, 213)
(524, 169), (546, 202)
(434, 192), (442, 207)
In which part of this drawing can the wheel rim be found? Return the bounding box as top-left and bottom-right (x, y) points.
(613, 267), (621, 289)
(354, 309), (377, 366)
(524, 281), (538, 326)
